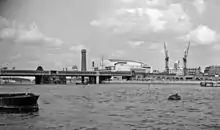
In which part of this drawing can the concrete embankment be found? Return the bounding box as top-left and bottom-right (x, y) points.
(102, 80), (201, 85)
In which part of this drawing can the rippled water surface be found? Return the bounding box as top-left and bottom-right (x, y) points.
(0, 84), (220, 130)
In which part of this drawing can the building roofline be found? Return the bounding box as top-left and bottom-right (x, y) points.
(108, 58), (144, 64)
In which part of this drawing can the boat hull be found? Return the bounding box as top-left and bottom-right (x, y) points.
(0, 93), (39, 113)
(0, 105), (39, 113)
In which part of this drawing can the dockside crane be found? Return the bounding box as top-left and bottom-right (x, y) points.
(164, 42), (169, 74)
(183, 41), (191, 76)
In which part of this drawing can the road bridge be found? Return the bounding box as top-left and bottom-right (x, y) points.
(0, 70), (132, 84)
(1, 69), (210, 84)
(0, 70), (132, 76)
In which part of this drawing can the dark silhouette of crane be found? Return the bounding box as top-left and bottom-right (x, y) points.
(183, 41), (190, 76)
(164, 42), (169, 74)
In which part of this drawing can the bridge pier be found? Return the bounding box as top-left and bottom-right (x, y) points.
(35, 75), (44, 84)
(96, 76), (99, 84)
(80, 76), (100, 84)
(81, 76), (85, 84)
(88, 76), (110, 84)
(35, 66), (44, 84)
(95, 71), (100, 84)
(88, 76), (95, 84)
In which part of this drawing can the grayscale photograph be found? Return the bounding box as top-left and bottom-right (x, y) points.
(0, 0), (219, 129)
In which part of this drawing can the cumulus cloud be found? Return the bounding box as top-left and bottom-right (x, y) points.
(90, 0), (192, 34)
(119, 0), (169, 9)
(193, 0), (206, 14)
(10, 53), (21, 60)
(110, 50), (125, 58)
(70, 44), (87, 52)
(145, 8), (166, 32)
(213, 44), (220, 50)
(40, 52), (80, 70)
(0, 17), (63, 47)
(181, 25), (220, 45)
(0, 17), (11, 29)
(90, 20), (101, 26)
(148, 43), (162, 50)
(145, 0), (169, 8)
(127, 41), (144, 47)
(127, 40), (163, 51)
(120, 0), (135, 3)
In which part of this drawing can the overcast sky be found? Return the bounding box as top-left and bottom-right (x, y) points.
(0, 0), (219, 70)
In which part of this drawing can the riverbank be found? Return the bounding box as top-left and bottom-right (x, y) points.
(0, 80), (202, 85)
(102, 80), (201, 85)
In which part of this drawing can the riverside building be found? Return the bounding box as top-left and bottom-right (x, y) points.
(99, 59), (152, 79)
(204, 66), (220, 76)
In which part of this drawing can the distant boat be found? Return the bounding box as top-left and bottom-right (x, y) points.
(0, 93), (39, 113)
(200, 81), (220, 87)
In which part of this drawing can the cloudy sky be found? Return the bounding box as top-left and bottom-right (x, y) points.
(0, 0), (219, 71)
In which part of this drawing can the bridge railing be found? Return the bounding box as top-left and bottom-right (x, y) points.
(114, 71), (132, 76)
(57, 71), (97, 76)
(99, 71), (132, 76)
(0, 70), (50, 76)
(0, 70), (35, 76)
(37, 71), (50, 75)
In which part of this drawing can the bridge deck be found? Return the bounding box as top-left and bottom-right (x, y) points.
(0, 70), (132, 76)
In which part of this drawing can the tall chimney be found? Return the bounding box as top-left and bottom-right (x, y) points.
(81, 49), (87, 71)
(92, 61), (95, 68)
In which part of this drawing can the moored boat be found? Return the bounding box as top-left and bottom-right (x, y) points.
(0, 93), (39, 113)
(75, 82), (88, 85)
(200, 81), (220, 87)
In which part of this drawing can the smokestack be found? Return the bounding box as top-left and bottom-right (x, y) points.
(92, 61), (95, 68)
(81, 49), (87, 71)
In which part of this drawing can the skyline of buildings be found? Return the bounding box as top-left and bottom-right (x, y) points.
(0, 50), (216, 73)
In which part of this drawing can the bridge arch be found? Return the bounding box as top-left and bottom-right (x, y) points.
(36, 66), (44, 71)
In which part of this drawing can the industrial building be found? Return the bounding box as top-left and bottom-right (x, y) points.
(187, 68), (201, 76)
(93, 59), (152, 80)
(163, 41), (191, 76)
(204, 66), (220, 76)
(168, 60), (184, 76)
(100, 59), (152, 73)
(169, 68), (184, 76)
(169, 67), (201, 76)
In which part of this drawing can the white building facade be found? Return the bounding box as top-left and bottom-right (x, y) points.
(102, 59), (152, 73)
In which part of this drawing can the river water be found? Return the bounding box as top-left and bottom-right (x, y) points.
(0, 84), (220, 130)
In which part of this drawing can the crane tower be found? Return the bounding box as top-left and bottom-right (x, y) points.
(183, 41), (190, 76)
(164, 42), (169, 74)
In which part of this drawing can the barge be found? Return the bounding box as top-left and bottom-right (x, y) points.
(0, 93), (39, 113)
(200, 81), (220, 87)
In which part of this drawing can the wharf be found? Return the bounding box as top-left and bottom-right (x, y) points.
(103, 80), (201, 85)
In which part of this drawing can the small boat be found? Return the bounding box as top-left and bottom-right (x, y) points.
(0, 93), (39, 113)
(168, 93), (181, 101)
